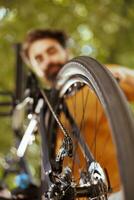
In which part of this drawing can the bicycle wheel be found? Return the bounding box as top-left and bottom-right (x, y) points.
(50, 56), (134, 200)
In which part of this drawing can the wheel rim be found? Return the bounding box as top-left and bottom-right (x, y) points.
(55, 81), (122, 199)
(53, 56), (134, 200)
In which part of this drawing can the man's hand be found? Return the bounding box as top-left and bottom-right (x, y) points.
(106, 65), (134, 101)
(108, 66), (134, 82)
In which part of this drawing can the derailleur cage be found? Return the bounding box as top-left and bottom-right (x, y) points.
(56, 136), (73, 162)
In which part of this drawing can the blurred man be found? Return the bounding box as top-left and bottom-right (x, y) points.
(22, 29), (134, 100)
(22, 29), (134, 200)
(22, 29), (68, 88)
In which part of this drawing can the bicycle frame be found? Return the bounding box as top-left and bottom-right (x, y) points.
(15, 82), (109, 199)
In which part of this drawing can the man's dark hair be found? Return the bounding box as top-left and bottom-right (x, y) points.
(22, 29), (68, 64)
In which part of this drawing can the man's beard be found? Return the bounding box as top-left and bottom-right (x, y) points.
(44, 63), (64, 82)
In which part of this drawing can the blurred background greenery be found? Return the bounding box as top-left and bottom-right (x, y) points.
(0, 0), (134, 188)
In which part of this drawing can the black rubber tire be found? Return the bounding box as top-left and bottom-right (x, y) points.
(56, 56), (134, 200)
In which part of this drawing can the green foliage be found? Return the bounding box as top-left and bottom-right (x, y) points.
(1, 0), (134, 72)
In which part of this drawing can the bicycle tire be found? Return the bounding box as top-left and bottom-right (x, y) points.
(54, 56), (134, 200)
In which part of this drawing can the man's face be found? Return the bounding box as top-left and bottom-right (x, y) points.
(28, 38), (68, 83)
